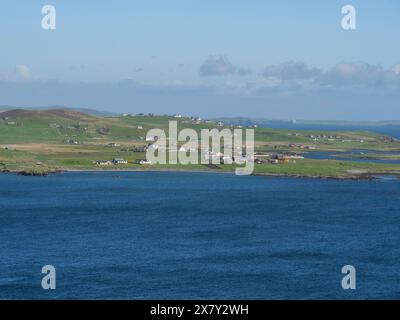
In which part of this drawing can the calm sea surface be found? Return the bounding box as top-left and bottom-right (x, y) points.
(0, 171), (399, 299)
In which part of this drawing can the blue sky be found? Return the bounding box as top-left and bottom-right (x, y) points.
(0, 0), (399, 120)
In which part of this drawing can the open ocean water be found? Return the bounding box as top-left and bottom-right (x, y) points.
(0, 171), (399, 299)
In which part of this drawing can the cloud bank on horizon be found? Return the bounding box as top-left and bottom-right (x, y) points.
(0, 0), (399, 120)
(1, 60), (400, 121)
(200, 55), (252, 77)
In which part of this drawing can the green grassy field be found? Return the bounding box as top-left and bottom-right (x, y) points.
(1, 108), (400, 178)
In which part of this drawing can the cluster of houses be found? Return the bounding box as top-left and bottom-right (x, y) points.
(192, 117), (202, 124)
(0, 117), (18, 126)
(95, 151), (303, 167)
(172, 114), (260, 129)
(99, 139), (306, 166)
(288, 144), (316, 150)
(117, 113), (262, 131)
(288, 132), (375, 144)
(95, 158), (126, 166)
(64, 139), (79, 145)
(307, 134), (342, 141)
(95, 158), (153, 166)
(257, 153), (305, 164)
(203, 150), (304, 165)
(203, 151), (247, 164)
(288, 132), (343, 140)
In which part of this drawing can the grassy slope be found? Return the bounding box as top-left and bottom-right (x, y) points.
(0, 109), (400, 178)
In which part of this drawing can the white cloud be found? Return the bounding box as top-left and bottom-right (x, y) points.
(14, 64), (34, 81)
(392, 64), (400, 75)
(261, 61), (400, 88)
(200, 55), (251, 77)
(1, 61), (400, 120)
(320, 62), (400, 88)
(0, 64), (36, 81)
(0, 74), (399, 120)
(262, 61), (321, 81)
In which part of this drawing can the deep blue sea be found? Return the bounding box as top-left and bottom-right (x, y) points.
(0, 171), (400, 299)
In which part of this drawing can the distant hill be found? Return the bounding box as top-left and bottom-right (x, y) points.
(1, 106), (400, 126)
(0, 108), (96, 121)
(214, 117), (400, 127)
(1, 106), (399, 178)
(0, 106), (116, 117)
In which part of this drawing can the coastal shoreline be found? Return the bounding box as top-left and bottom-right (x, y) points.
(1, 108), (400, 181)
(2, 167), (398, 181)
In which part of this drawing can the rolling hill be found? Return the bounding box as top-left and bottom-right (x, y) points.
(0, 108), (400, 178)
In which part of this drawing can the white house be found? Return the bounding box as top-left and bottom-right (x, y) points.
(106, 142), (120, 147)
(221, 156), (233, 164)
(146, 135), (158, 142)
(96, 160), (112, 166)
(112, 158), (128, 164)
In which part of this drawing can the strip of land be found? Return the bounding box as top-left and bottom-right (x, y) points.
(1, 108), (400, 179)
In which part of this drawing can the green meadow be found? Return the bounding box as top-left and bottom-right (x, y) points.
(1, 108), (400, 179)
